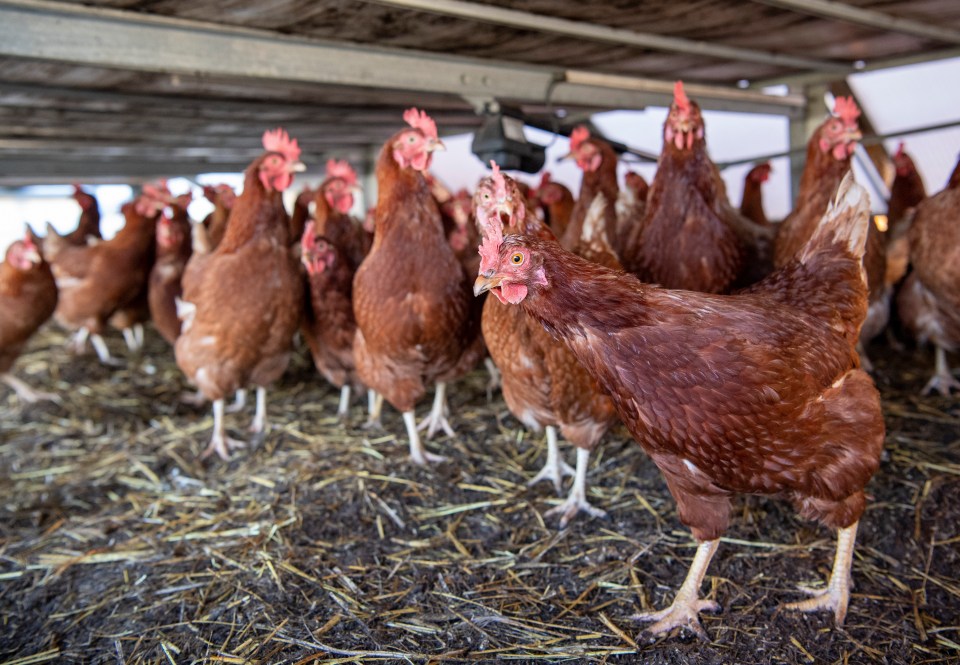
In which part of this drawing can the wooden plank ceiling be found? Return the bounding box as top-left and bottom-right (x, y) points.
(0, 0), (958, 184)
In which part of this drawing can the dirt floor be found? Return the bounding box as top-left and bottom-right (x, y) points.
(0, 326), (958, 664)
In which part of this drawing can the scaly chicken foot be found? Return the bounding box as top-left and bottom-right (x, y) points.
(417, 381), (455, 439)
(484, 357), (501, 401)
(784, 522), (857, 624)
(363, 389), (384, 430)
(90, 332), (121, 366)
(633, 539), (720, 639)
(248, 387), (268, 434)
(922, 347), (960, 396)
(1, 373), (61, 405)
(201, 398), (246, 460)
(544, 447), (605, 527)
(404, 411), (447, 465)
(528, 425), (576, 494)
(68, 327), (89, 355)
(121, 324), (145, 353)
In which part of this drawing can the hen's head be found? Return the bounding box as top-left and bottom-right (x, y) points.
(72, 184), (97, 212)
(135, 179), (172, 218)
(322, 159), (360, 214)
(259, 128), (305, 192)
(392, 108), (445, 172)
(443, 189), (472, 228)
(664, 81), (704, 152)
(567, 126), (604, 173)
(6, 235), (43, 272)
(535, 172), (569, 205)
(474, 162), (525, 233)
(475, 231), (548, 305)
(203, 184), (237, 209)
(748, 162), (772, 183)
(300, 221), (337, 276)
(156, 214), (185, 250)
(893, 142), (917, 177)
(817, 97), (861, 160)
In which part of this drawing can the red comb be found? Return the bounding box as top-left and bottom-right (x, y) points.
(402, 108), (438, 141)
(326, 159), (357, 186)
(490, 161), (508, 202)
(478, 163), (506, 273)
(674, 80), (691, 113)
(570, 126), (590, 152)
(539, 171), (552, 188)
(894, 142), (905, 158)
(262, 127), (302, 163)
(832, 96), (861, 125)
(72, 183), (84, 196)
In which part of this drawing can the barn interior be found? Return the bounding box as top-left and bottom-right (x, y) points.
(1, 1), (959, 663)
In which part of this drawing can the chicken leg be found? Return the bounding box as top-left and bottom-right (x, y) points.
(249, 387), (268, 434)
(337, 385), (351, 421)
(528, 425), (576, 494)
(544, 447), (606, 527)
(201, 398), (246, 460)
(225, 389), (247, 413)
(417, 382), (455, 439)
(922, 346), (960, 396)
(633, 539), (721, 638)
(484, 357), (501, 401)
(1, 373), (61, 404)
(403, 410), (447, 465)
(363, 389), (383, 430)
(784, 522), (858, 624)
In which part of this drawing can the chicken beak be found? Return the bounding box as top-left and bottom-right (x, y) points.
(428, 138), (446, 153)
(23, 247), (42, 264)
(473, 272), (503, 297)
(845, 129), (863, 143)
(349, 184), (363, 195)
(289, 161), (307, 173)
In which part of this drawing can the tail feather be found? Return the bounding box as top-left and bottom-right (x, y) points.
(799, 172), (870, 270)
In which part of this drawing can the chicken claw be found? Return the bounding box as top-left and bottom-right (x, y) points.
(403, 411), (447, 465)
(784, 522), (857, 625)
(417, 382), (455, 439)
(633, 539), (720, 639)
(527, 425), (575, 494)
(921, 348), (960, 396)
(200, 398), (246, 461)
(1, 373), (61, 405)
(543, 447), (605, 527)
(363, 389), (384, 430)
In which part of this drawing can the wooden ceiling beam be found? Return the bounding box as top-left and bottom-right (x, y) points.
(362, 0), (851, 73)
(753, 0), (960, 45)
(0, 0), (805, 116)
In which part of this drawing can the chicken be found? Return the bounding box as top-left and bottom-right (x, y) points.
(148, 206), (194, 345)
(474, 173), (884, 636)
(175, 128), (305, 460)
(559, 127), (619, 255)
(622, 82), (772, 292)
(201, 184), (236, 251)
(532, 171), (575, 240)
(441, 188), (480, 280)
(949, 153), (960, 191)
(740, 162), (772, 227)
(0, 234), (59, 403)
(49, 190), (161, 364)
(301, 222), (364, 420)
(774, 97), (861, 267)
(313, 159), (370, 270)
(290, 185), (315, 247)
(352, 108), (484, 465)
(614, 170), (649, 265)
(884, 144), (927, 292)
(477, 165), (618, 525)
(43, 185), (102, 262)
(895, 181), (960, 395)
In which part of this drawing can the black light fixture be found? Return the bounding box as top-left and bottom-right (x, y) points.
(471, 102), (546, 173)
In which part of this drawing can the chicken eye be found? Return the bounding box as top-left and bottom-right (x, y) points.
(510, 252), (524, 265)
(408, 135), (416, 143)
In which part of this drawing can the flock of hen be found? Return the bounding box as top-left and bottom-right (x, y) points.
(2, 81), (958, 638)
